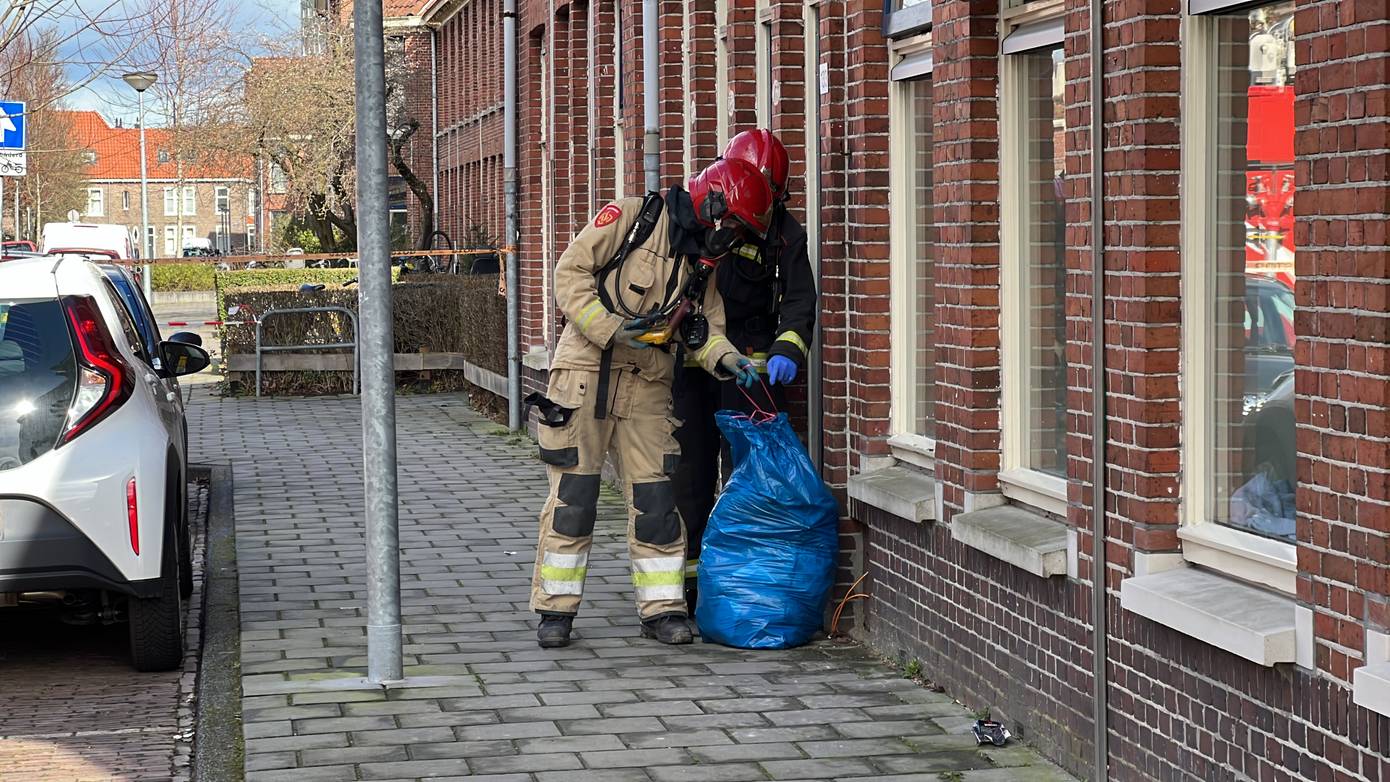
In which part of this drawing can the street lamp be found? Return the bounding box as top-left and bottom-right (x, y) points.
(122, 71), (157, 297)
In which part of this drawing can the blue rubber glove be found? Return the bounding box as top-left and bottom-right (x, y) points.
(767, 355), (797, 385)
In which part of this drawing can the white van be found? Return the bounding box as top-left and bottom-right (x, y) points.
(41, 222), (135, 260)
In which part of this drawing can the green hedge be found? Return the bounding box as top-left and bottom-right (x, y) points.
(215, 267), (387, 292)
(220, 275), (505, 396)
(152, 263), (216, 292)
(151, 264), (387, 294)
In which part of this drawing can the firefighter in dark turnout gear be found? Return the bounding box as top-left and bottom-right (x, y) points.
(671, 129), (819, 612)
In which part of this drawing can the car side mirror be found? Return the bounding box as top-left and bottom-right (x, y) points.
(160, 340), (210, 377)
(167, 331), (203, 347)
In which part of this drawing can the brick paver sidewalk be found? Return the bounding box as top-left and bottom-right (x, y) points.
(188, 391), (1074, 782)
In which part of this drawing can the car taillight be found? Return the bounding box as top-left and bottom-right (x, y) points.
(59, 295), (133, 445)
(126, 477), (140, 555)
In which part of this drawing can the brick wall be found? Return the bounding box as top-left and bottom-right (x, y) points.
(86, 179), (256, 256)
(428, 0), (1390, 777)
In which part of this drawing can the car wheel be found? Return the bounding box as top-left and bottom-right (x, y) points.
(128, 526), (186, 672)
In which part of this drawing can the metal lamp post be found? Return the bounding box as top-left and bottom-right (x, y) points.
(122, 72), (157, 299)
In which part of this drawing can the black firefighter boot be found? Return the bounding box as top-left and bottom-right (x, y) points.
(641, 613), (694, 645)
(537, 614), (575, 648)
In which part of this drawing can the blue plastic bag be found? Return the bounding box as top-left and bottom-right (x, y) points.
(696, 411), (839, 649)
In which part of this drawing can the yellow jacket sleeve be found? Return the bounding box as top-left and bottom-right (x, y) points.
(553, 199), (641, 349)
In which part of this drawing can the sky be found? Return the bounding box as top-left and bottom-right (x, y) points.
(56, 0), (301, 126)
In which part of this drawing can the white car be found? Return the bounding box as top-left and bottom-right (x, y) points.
(0, 257), (209, 670)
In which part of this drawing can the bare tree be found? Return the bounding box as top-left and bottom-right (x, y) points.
(238, 26), (358, 252)
(0, 29), (87, 239)
(384, 36), (434, 250)
(108, 0), (245, 246)
(0, 1), (164, 111)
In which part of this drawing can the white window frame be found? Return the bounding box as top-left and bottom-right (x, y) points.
(182, 186), (196, 216)
(887, 33), (936, 470)
(1177, 7), (1297, 594)
(163, 226), (176, 256)
(714, 0), (730, 148)
(121, 190), (130, 211)
(247, 188), (256, 217)
(85, 188), (103, 218)
(756, 3), (774, 126)
(163, 187), (177, 217)
(247, 223), (257, 253)
(215, 186), (230, 215)
(997, 19), (1068, 517)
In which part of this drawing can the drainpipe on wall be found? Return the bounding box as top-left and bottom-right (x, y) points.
(1088, 0), (1109, 777)
(431, 29), (440, 233)
(504, 0), (522, 430)
(641, 0), (660, 192)
(587, 0), (597, 213)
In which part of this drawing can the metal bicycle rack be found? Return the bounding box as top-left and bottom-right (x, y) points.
(254, 306), (360, 397)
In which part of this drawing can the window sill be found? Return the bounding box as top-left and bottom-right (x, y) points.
(1120, 567), (1297, 667)
(950, 504), (1070, 578)
(1355, 663), (1390, 719)
(847, 464), (936, 524)
(522, 347), (551, 371)
(887, 433), (934, 471)
(1178, 524), (1296, 594)
(998, 467), (1068, 518)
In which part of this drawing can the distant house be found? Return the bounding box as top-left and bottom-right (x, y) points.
(63, 110), (258, 257)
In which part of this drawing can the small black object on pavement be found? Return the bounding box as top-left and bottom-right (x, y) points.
(973, 719), (1011, 747)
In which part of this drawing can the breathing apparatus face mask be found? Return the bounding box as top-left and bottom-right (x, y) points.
(703, 222), (747, 259)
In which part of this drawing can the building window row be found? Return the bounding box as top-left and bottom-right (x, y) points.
(886, 0), (1297, 584)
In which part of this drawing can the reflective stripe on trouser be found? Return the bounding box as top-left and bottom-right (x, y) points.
(632, 556), (685, 603)
(531, 367), (688, 619)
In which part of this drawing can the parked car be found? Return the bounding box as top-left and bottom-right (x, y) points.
(41, 221), (135, 260)
(1241, 273), (1296, 402)
(2, 240), (37, 253)
(0, 256), (209, 670)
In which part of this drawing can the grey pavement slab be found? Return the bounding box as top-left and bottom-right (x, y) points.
(188, 390), (1074, 781)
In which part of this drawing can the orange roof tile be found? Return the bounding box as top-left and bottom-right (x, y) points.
(61, 110), (252, 182)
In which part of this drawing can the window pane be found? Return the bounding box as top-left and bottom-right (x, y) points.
(910, 79), (936, 439)
(1212, 1), (1296, 542)
(1021, 46), (1067, 477)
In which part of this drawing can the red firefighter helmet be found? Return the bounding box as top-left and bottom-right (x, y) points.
(723, 129), (791, 199)
(687, 157), (774, 242)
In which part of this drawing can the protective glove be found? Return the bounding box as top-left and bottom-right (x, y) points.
(767, 355), (797, 385)
(615, 318), (654, 349)
(719, 352), (758, 388)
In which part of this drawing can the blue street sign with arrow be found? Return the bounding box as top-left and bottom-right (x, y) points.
(0, 102), (26, 150)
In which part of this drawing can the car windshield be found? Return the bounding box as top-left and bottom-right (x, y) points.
(0, 300), (77, 471)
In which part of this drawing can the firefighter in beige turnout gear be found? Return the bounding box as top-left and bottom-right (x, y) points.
(529, 158), (774, 648)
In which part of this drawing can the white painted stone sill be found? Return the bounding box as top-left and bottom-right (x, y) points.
(522, 346), (551, 371)
(847, 464), (936, 524)
(1354, 664), (1390, 719)
(1120, 567), (1297, 667)
(950, 504), (1070, 578)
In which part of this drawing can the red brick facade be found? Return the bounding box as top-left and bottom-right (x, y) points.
(416, 0), (1390, 777)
